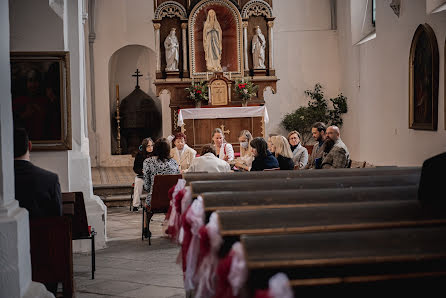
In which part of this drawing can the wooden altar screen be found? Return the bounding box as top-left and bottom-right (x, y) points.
(178, 106), (268, 152)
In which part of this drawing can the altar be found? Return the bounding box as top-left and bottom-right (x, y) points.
(151, 0), (278, 151)
(178, 106), (268, 151)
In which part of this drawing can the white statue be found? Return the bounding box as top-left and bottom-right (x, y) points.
(164, 28), (179, 71)
(203, 9), (222, 72)
(252, 26), (266, 69)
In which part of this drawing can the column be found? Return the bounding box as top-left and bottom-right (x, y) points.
(267, 20), (274, 72)
(0, 0), (52, 296)
(242, 21), (249, 72)
(181, 22), (188, 74)
(154, 23), (161, 72)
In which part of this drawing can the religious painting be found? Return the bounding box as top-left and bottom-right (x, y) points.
(210, 79), (228, 105)
(409, 24), (439, 130)
(10, 52), (72, 150)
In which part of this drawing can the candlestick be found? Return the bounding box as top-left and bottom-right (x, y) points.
(116, 84), (122, 155)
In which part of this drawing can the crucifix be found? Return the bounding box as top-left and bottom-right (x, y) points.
(220, 124), (230, 136)
(132, 69), (143, 88)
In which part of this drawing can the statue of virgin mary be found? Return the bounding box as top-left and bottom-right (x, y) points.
(203, 9), (222, 72)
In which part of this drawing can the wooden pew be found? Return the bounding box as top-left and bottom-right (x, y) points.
(201, 185), (418, 214)
(30, 216), (73, 298)
(241, 226), (446, 294)
(216, 200), (446, 255)
(183, 167), (420, 184)
(190, 174), (420, 195)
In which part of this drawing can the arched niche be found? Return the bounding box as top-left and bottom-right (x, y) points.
(189, 0), (243, 77)
(108, 45), (161, 154)
(408, 23), (439, 131)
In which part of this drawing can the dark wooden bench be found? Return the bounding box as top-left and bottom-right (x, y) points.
(183, 167), (420, 184)
(30, 216), (73, 298)
(143, 174), (182, 244)
(241, 226), (446, 294)
(201, 185), (418, 214)
(190, 174), (420, 195)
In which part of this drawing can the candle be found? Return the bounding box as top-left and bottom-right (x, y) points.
(206, 72), (209, 80)
(229, 72), (232, 80)
(116, 84), (119, 99)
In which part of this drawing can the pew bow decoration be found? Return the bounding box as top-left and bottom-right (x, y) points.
(184, 196), (205, 291)
(254, 273), (293, 298)
(167, 179), (187, 241)
(195, 212), (223, 298)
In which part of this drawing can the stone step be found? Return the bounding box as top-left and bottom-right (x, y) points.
(93, 184), (133, 196)
(100, 194), (148, 208)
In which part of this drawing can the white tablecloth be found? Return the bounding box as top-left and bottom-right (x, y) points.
(177, 106), (269, 126)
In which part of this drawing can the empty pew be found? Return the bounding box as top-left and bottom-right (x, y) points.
(241, 226), (446, 294)
(201, 185), (418, 215)
(216, 200), (446, 254)
(190, 174), (420, 195)
(183, 166), (420, 184)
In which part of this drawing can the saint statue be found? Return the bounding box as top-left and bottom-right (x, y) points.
(164, 28), (179, 72)
(203, 9), (222, 72)
(252, 26), (266, 69)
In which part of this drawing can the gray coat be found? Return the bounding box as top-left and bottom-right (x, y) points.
(291, 143), (309, 169)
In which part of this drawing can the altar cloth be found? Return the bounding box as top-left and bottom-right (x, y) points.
(177, 106), (269, 127)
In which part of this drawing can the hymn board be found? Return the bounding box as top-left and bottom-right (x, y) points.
(153, 0), (278, 151)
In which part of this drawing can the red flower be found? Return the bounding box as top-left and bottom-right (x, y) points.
(197, 90), (202, 94)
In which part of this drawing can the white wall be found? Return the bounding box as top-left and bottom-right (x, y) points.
(90, 0), (157, 167)
(337, 0), (446, 166)
(265, 0), (342, 136)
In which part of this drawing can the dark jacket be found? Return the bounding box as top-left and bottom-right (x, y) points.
(251, 151), (279, 171)
(418, 152), (446, 206)
(14, 160), (62, 218)
(133, 151), (149, 178)
(276, 154), (295, 170)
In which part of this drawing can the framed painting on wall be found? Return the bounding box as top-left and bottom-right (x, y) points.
(10, 52), (72, 150)
(408, 24), (439, 131)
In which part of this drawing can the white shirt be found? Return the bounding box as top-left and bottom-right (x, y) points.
(186, 153), (231, 173)
(216, 143), (234, 161)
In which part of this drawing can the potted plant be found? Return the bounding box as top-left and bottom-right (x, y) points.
(281, 83), (348, 146)
(234, 78), (258, 106)
(185, 81), (208, 108)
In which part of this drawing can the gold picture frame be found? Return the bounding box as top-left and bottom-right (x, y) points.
(10, 51), (72, 150)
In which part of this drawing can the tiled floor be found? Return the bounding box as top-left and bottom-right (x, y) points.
(74, 207), (184, 298)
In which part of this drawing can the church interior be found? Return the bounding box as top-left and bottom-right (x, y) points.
(1, 0), (446, 297)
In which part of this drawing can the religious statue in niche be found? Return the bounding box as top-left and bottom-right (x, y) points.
(252, 26), (266, 69)
(164, 28), (179, 71)
(203, 9), (222, 72)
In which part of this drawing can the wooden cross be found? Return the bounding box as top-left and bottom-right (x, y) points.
(220, 124), (230, 136)
(132, 69), (143, 88)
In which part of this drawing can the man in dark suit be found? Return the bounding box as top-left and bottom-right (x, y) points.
(418, 151), (446, 207)
(14, 128), (62, 218)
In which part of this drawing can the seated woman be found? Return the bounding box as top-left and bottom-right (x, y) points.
(267, 133), (278, 152)
(187, 144), (231, 173)
(170, 132), (196, 172)
(234, 130), (254, 171)
(287, 130), (308, 169)
(143, 138), (180, 238)
(250, 137), (279, 171)
(271, 135), (295, 170)
(211, 128), (234, 161)
(131, 137), (153, 211)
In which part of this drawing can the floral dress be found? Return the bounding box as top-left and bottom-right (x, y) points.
(143, 156), (180, 205)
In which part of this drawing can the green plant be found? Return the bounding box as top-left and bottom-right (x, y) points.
(185, 81), (209, 103)
(281, 83), (348, 145)
(234, 78), (258, 102)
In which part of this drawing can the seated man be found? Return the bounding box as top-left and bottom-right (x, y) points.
(321, 126), (350, 169)
(186, 144), (231, 173)
(305, 122), (327, 169)
(14, 128), (62, 218)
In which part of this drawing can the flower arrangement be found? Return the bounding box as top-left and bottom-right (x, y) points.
(234, 78), (258, 103)
(185, 81), (208, 104)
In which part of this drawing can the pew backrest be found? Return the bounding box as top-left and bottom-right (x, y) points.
(150, 174), (182, 213)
